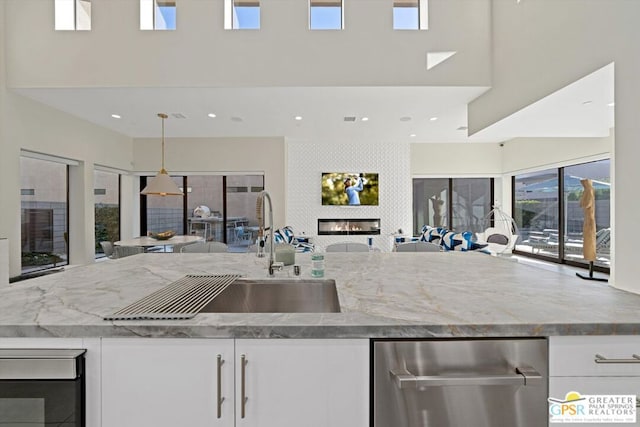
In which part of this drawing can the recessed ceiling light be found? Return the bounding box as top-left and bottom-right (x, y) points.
(295, 116), (303, 121)
(430, 117), (438, 121)
(457, 126), (468, 131)
(400, 116), (412, 122)
(608, 102), (615, 107)
(231, 116), (243, 122)
(361, 117), (369, 121)
(582, 100), (593, 105)
(111, 114), (121, 119)
(410, 134), (416, 137)
(207, 113), (217, 118)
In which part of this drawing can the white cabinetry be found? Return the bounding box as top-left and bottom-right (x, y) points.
(235, 339), (369, 427)
(101, 338), (369, 427)
(549, 336), (640, 426)
(102, 338), (235, 427)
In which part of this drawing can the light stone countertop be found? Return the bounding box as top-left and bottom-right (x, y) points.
(0, 252), (638, 339)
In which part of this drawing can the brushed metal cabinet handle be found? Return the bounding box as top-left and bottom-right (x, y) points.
(390, 366), (542, 388)
(594, 354), (640, 364)
(241, 354), (248, 419)
(217, 354), (225, 419)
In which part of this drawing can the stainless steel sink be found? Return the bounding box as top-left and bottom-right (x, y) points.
(200, 278), (341, 313)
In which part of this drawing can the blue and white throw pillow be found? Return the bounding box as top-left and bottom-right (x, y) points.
(441, 230), (488, 251)
(421, 226), (447, 244)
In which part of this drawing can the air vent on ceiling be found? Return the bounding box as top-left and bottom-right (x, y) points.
(171, 113), (187, 119)
(343, 116), (356, 122)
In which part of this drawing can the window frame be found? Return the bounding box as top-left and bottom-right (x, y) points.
(511, 159), (611, 274)
(225, 0), (261, 30)
(140, 0), (177, 31)
(393, 0), (429, 31)
(412, 177), (494, 236)
(309, 0), (344, 30)
(54, 0), (92, 31)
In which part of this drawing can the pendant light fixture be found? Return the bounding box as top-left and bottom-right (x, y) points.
(140, 113), (183, 196)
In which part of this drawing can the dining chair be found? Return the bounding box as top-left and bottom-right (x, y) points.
(180, 241), (228, 253)
(100, 241), (115, 258)
(113, 246), (145, 259)
(325, 242), (370, 253)
(395, 241), (442, 252)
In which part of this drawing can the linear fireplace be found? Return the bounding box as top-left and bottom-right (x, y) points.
(317, 218), (381, 235)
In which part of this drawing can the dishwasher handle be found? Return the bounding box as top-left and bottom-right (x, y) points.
(390, 366), (543, 389)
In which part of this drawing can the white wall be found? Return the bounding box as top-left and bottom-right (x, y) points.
(287, 140), (412, 252)
(5, 0), (491, 88)
(411, 143), (503, 176)
(501, 134), (612, 175)
(133, 137), (286, 228)
(468, 0), (639, 292)
(0, 89), (133, 277)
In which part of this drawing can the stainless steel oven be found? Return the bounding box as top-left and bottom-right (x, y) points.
(0, 349), (86, 427)
(373, 338), (548, 427)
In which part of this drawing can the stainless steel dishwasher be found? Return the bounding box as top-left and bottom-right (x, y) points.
(373, 338), (548, 427)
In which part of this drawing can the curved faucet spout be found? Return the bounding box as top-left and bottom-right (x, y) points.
(256, 191), (283, 276)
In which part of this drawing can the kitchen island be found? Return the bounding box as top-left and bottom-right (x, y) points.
(0, 251), (637, 338)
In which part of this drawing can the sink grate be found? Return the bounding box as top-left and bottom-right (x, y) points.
(104, 274), (241, 320)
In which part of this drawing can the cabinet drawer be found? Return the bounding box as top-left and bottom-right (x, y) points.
(550, 336), (640, 377)
(550, 377), (640, 426)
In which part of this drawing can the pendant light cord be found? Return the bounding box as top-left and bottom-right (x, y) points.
(158, 113), (168, 172)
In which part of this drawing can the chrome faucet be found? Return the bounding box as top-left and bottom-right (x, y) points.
(256, 191), (284, 276)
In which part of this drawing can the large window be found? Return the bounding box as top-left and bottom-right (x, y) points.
(393, 0), (428, 30)
(413, 178), (493, 235)
(513, 159), (610, 269)
(55, 0), (91, 31)
(225, 0), (260, 30)
(140, 0), (176, 30)
(20, 157), (69, 273)
(141, 174), (264, 252)
(310, 0), (343, 30)
(94, 170), (120, 258)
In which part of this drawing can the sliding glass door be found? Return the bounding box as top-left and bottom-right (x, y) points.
(141, 174), (264, 252)
(412, 178), (493, 235)
(513, 159), (610, 269)
(20, 157), (69, 273)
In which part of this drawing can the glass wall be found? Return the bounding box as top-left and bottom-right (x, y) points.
(513, 159), (610, 269)
(94, 170), (120, 257)
(20, 157), (69, 273)
(563, 160), (611, 267)
(413, 178), (449, 234)
(451, 178), (492, 233)
(513, 168), (560, 259)
(412, 178), (493, 235)
(142, 174), (264, 252)
(144, 176), (185, 235)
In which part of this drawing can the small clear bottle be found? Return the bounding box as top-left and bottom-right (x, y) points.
(311, 254), (325, 278)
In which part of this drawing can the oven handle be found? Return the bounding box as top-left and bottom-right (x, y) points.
(390, 366), (543, 388)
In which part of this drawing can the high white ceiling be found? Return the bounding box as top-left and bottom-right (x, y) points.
(13, 64), (614, 143)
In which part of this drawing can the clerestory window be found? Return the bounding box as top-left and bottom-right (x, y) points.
(225, 0), (260, 30)
(55, 0), (91, 31)
(140, 0), (176, 31)
(393, 0), (428, 30)
(310, 0), (343, 30)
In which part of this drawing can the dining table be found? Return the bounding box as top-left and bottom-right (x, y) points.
(114, 235), (203, 252)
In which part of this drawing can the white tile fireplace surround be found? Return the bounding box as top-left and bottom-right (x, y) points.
(286, 140), (412, 253)
(317, 218), (381, 236)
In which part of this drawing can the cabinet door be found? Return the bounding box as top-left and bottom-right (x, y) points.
(102, 338), (234, 427)
(235, 339), (369, 427)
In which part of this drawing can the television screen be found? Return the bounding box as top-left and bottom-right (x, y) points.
(321, 172), (379, 206)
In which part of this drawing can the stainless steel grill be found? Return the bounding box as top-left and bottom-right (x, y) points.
(104, 274), (241, 320)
